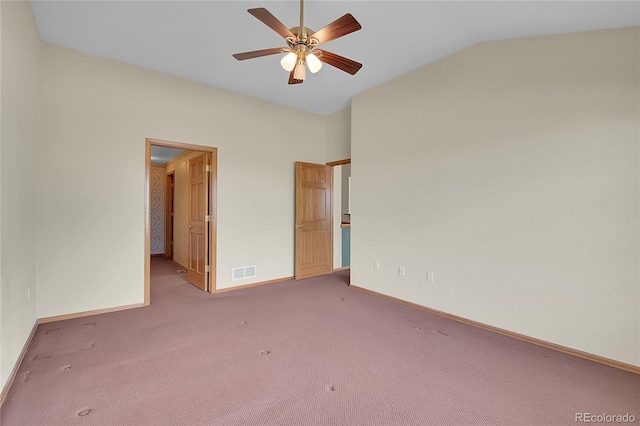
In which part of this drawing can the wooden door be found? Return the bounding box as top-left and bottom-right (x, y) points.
(165, 172), (175, 258)
(295, 162), (333, 279)
(188, 154), (209, 291)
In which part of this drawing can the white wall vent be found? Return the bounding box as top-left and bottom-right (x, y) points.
(232, 266), (257, 280)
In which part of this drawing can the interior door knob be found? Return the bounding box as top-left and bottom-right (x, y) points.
(295, 224), (303, 228)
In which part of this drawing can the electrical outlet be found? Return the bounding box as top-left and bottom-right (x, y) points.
(374, 261), (380, 270)
(27, 288), (31, 301)
(427, 271), (434, 282)
(398, 266), (405, 276)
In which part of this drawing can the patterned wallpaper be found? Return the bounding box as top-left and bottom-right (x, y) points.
(150, 165), (166, 255)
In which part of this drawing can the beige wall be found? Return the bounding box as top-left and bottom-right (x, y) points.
(0, 1), (40, 389)
(351, 27), (640, 366)
(35, 42), (325, 318)
(325, 107), (351, 162)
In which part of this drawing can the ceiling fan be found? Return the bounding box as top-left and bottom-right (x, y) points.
(232, 0), (362, 85)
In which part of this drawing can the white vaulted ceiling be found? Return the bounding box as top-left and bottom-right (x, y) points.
(30, 1), (639, 115)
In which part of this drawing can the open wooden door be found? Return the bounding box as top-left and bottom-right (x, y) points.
(165, 172), (175, 258)
(188, 153), (209, 291)
(295, 162), (333, 279)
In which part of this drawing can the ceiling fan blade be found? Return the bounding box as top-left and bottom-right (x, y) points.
(233, 47), (285, 61)
(248, 8), (295, 39)
(316, 50), (362, 75)
(309, 14), (361, 45)
(288, 70), (304, 85)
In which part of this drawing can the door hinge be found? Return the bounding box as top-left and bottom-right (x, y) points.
(205, 165), (211, 172)
(205, 265), (210, 273)
(205, 215), (211, 222)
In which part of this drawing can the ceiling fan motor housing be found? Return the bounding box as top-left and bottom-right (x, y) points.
(289, 26), (315, 40)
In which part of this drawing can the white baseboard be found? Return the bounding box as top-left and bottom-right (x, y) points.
(0, 319), (38, 407)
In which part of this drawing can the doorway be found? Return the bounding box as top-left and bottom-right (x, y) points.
(330, 160), (351, 271)
(145, 138), (218, 304)
(293, 159), (351, 280)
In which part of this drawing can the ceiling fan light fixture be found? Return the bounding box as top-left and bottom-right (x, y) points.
(306, 52), (322, 73)
(232, 1), (362, 85)
(293, 61), (307, 80)
(280, 51), (297, 72)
